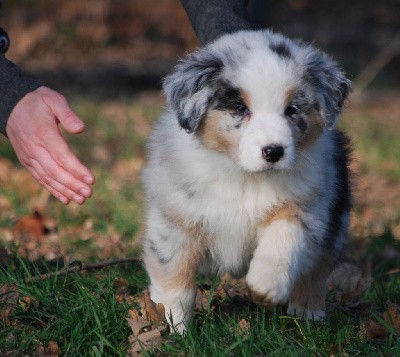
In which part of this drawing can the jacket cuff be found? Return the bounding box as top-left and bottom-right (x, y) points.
(0, 55), (40, 137)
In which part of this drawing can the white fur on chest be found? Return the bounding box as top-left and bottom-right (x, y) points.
(143, 115), (328, 276)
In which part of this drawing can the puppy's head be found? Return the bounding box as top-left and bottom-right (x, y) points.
(163, 30), (351, 172)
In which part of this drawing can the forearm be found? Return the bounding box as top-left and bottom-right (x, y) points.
(181, 0), (253, 45)
(0, 55), (40, 136)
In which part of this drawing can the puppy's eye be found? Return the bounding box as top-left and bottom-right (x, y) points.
(284, 105), (299, 118)
(234, 105), (250, 119)
(241, 106), (251, 118)
(232, 105), (251, 129)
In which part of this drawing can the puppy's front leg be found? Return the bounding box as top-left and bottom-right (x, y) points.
(144, 245), (197, 334)
(246, 212), (311, 306)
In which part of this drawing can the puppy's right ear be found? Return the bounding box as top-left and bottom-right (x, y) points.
(163, 50), (223, 133)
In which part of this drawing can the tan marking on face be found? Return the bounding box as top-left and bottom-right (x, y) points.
(260, 202), (300, 228)
(197, 111), (234, 153)
(241, 89), (252, 110)
(284, 87), (296, 108)
(240, 89), (253, 127)
(298, 112), (324, 149)
(198, 88), (252, 153)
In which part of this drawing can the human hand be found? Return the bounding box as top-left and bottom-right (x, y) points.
(6, 86), (95, 205)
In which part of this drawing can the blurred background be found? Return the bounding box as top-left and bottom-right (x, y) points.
(2, 0), (400, 94)
(0, 0), (399, 263)
(1, 3), (400, 354)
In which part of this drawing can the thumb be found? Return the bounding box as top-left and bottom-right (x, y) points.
(42, 88), (85, 134)
(57, 107), (85, 134)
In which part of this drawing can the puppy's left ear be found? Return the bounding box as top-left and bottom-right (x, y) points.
(305, 50), (351, 129)
(163, 50), (223, 133)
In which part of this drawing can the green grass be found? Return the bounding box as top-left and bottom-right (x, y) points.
(1, 254), (400, 356)
(1, 92), (400, 355)
(0, 262), (145, 355)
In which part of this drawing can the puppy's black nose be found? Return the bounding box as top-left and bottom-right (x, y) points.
(261, 145), (284, 163)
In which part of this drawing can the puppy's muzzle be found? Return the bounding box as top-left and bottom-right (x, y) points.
(261, 145), (284, 163)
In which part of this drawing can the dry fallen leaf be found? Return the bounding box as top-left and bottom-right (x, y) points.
(115, 285), (136, 304)
(237, 318), (251, 335)
(114, 277), (128, 287)
(359, 301), (400, 341)
(127, 317), (152, 337)
(128, 308), (142, 321)
(128, 329), (163, 356)
(136, 328), (162, 346)
(36, 341), (60, 357)
(13, 210), (48, 242)
(19, 296), (33, 311)
(11, 210), (60, 261)
(229, 318), (251, 336)
(327, 262), (373, 307)
(134, 290), (167, 324)
(195, 274), (250, 311)
(383, 301), (400, 333)
(126, 290), (169, 356)
(238, 318), (250, 333)
(195, 287), (213, 311)
(359, 318), (388, 341)
(0, 284), (19, 326)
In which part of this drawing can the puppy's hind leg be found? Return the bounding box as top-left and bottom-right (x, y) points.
(287, 261), (332, 320)
(143, 238), (198, 334)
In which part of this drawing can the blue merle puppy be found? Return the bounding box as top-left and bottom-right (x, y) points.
(141, 29), (352, 333)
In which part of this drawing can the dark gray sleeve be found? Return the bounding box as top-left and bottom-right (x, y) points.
(181, 0), (253, 46)
(0, 55), (40, 136)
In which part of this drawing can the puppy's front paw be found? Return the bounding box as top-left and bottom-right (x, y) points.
(246, 263), (293, 306)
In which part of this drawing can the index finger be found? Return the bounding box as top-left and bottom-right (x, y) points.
(40, 128), (95, 185)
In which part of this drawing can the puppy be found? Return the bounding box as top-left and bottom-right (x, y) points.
(142, 30), (351, 333)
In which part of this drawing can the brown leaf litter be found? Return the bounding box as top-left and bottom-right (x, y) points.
(229, 318), (251, 336)
(0, 284), (35, 327)
(195, 274), (250, 311)
(36, 341), (60, 357)
(122, 266), (376, 349)
(1, 208), (138, 264)
(360, 301), (400, 341)
(0, 284), (19, 327)
(11, 209), (60, 261)
(126, 290), (169, 356)
(326, 262), (373, 312)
